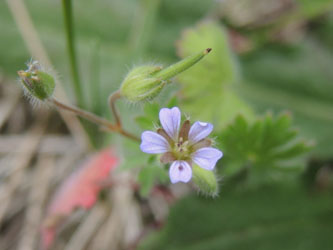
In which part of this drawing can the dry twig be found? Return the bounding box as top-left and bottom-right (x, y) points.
(0, 111), (49, 225)
(17, 156), (55, 250)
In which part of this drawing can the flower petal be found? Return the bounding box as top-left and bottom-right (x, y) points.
(188, 121), (213, 144)
(192, 147), (223, 170)
(140, 131), (169, 154)
(169, 161), (192, 184)
(159, 107), (181, 140)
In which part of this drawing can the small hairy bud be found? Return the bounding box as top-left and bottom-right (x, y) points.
(120, 65), (166, 102)
(192, 164), (219, 197)
(120, 48), (212, 102)
(18, 60), (55, 102)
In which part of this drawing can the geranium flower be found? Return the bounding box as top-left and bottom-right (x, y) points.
(140, 107), (223, 183)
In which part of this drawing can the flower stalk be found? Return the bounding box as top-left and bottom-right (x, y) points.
(62, 0), (83, 107)
(50, 98), (140, 142)
(108, 90), (122, 127)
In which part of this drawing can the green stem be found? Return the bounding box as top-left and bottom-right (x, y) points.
(50, 98), (140, 142)
(89, 40), (101, 113)
(51, 98), (112, 129)
(62, 0), (83, 107)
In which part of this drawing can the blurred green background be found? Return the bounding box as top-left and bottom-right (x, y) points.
(1, 0), (333, 249)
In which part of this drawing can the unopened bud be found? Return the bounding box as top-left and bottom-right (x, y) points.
(120, 48), (212, 102)
(18, 60), (55, 101)
(120, 65), (166, 102)
(192, 164), (219, 197)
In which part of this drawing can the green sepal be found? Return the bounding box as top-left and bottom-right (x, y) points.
(192, 164), (219, 197)
(120, 65), (165, 102)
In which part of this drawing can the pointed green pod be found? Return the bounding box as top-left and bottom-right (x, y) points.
(152, 48), (212, 80)
(120, 49), (212, 102)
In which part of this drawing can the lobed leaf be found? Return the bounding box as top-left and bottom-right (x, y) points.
(239, 40), (333, 156)
(217, 113), (312, 183)
(176, 21), (253, 129)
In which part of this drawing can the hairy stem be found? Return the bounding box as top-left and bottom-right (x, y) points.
(62, 0), (83, 107)
(50, 98), (140, 142)
(108, 91), (122, 127)
(51, 98), (113, 129)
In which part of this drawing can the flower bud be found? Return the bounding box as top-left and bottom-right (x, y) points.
(120, 65), (166, 102)
(192, 164), (219, 197)
(18, 61), (55, 101)
(120, 48), (212, 102)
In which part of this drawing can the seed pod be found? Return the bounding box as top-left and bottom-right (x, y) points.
(152, 48), (212, 80)
(120, 49), (212, 102)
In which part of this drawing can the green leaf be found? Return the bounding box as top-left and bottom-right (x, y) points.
(135, 102), (160, 130)
(139, 184), (333, 250)
(239, 40), (333, 157)
(297, 0), (333, 18)
(166, 95), (179, 108)
(218, 113), (312, 182)
(138, 164), (169, 197)
(135, 116), (155, 130)
(176, 21), (253, 129)
(119, 139), (149, 170)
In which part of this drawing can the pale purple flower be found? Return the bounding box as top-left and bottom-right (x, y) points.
(140, 107), (223, 184)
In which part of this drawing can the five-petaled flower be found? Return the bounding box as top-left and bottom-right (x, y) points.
(140, 107), (223, 184)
